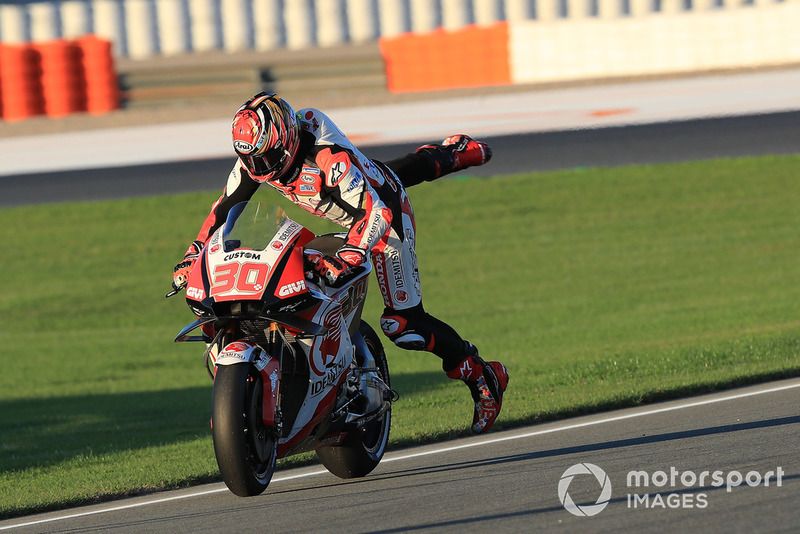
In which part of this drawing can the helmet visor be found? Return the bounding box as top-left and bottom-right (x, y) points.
(241, 144), (288, 178)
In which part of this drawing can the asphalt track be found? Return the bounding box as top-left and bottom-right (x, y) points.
(3, 378), (799, 533)
(3, 110), (800, 207)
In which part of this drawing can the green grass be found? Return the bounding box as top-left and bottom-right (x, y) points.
(2, 154), (800, 517)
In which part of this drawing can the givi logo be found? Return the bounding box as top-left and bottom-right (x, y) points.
(186, 287), (205, 300)
(278, 280), (306, 297)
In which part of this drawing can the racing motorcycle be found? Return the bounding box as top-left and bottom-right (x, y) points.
(167, 201), (395, 497)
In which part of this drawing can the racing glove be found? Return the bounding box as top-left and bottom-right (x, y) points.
(172, 240), (203, 290)
(305, 246), (366, 285)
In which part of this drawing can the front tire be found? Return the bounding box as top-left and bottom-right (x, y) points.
(316, 321), (392, 479)
(212, 364), (277, 496)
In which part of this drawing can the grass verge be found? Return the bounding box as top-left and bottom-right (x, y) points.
(1, 155), (799, 518)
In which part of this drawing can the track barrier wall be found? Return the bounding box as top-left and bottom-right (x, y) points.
(0, 35), (118, 121)
(380, 23), (510, 92)
(381, 1), (800, 92)
(0, 0), (793, 59)
(0, 1), (797, 119)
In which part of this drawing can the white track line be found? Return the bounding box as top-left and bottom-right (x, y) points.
(4, 379), (800, 531)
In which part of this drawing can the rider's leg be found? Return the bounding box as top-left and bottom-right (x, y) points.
(383, 135), (492, 188)
(371, 192), (508, 433)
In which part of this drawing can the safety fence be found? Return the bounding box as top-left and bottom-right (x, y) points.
(0, 0), (791, 59)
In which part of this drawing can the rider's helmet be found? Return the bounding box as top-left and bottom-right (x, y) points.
(231, 92), (301, 182)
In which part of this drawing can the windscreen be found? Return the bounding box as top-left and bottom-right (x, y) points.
(222, 201), (289, 253)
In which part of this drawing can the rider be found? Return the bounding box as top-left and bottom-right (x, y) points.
(172, 92), (509, 434)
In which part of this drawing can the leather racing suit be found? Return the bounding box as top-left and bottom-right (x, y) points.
(186, 108), (473, 370)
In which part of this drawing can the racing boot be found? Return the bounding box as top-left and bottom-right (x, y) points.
(415, 134), (492, 179)
(446, 343), (509, 434)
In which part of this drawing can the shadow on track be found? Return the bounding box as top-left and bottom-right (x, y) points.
(0, 371), (443, 474)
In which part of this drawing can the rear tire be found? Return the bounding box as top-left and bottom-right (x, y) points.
(212, 364), (277, 496)
(316, 321), (392, 479)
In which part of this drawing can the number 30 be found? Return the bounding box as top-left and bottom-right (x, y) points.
(211, 262), (269, 295)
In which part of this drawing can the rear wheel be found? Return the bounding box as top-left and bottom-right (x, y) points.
(316, 321), (392, 478)
(212, 364), (277, 496)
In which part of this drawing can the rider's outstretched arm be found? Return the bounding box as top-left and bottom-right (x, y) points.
(172, 162), (260, 290)
(190, 163), (260, 247)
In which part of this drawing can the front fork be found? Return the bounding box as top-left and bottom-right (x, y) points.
(257, 323), (282, 431)
(205, 323), (284, 435)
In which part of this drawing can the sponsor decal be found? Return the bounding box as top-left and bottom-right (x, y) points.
(345, 171), (364, 192)
(312, 308), (342, 376)
(300, 175), (316, 184)
(254, 351), (271, 371)
(233, 140), (254, 153)
(380, 317), (402, 336)
(277, 301), (304, 313)
(278, 280), (306, 297)
(232, 109), (265, 153)
(225, 342), (250, 352)
(218, 350), (249, 361)
(299, 184), (316, 193)
(210, 244), (220, 253)
(337, 248), (364, 266)
(304, 110), (314, 120)
(329, 161), (346, 184)
(311, 358), (345, 396)
(365, 212), (383, 249)
(374, 254), (391, 305)
(395, 290), (408, 303)
(271, 241), (283, 251)
(269, 369), (279, 392)
(186, 286), (205, 300)
(457, 359), (472, 379)
(277, 222), (301, 241)
(223, 251), (262, 261)
(388, 248), (404, 288)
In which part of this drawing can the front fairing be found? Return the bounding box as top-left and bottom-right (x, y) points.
(183, 202), (317, 321)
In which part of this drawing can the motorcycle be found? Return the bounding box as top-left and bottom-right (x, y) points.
(167, 201), (395, 496)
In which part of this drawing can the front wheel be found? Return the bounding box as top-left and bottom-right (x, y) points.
(212, 364), (277, 496)
(316, 321), (392, 479)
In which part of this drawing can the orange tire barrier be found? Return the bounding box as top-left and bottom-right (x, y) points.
(77, 35), (120, 115)
(0, 44), (45, 121)
(34, 40), (87, 118)
(0, 35), (119, 122)
(380, 23), (511, 93)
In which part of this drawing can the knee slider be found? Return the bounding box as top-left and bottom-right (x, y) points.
(380, 313), (428, 351)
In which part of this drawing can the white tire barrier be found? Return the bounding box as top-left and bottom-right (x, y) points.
(124, 0), (157, 58)
(0, 4), (27, 44)
(253, 0), (284, 50)
(0, 0), (792, 60)
(60, 1), (90, 39)
(156, 0), (188, 55)
(346, 0), (379, 42)
(28, 1), (58, 42)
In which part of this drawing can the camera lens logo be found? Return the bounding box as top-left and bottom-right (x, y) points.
(558, 463), (612, 517)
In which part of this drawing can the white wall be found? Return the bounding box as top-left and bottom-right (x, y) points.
(0, 0), (792, 60)
(509, 1), (800, 83)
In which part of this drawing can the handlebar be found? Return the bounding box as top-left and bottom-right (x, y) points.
(165, 285), (183, 299)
